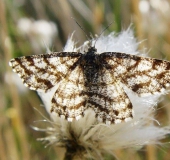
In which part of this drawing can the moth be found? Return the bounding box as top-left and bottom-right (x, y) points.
(9, 43), (170, 124)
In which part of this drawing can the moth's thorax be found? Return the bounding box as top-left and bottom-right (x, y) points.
(82, 46), (98, 64)
(81, 47), (100, 85)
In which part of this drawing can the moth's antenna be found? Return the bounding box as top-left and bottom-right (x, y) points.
(93, 21), (114, 47)
(71, 17), (91, 43)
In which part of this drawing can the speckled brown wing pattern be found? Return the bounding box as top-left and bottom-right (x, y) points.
(9, 52), (82, 92)
(101, 52), (170, 96)
(50, 64), (133, 124)
(9, 48), (170, 124)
